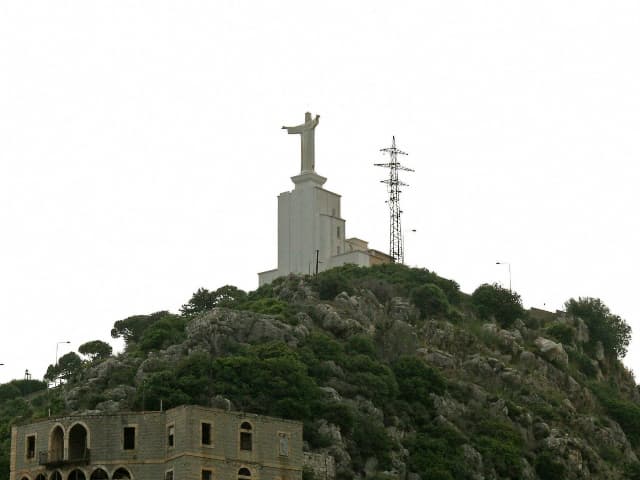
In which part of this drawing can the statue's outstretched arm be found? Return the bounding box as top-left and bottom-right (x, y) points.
(282, 125), (305, 134)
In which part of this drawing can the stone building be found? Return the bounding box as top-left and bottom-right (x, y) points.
(258, 113), (391, 285)
(10, 405), (303, 480)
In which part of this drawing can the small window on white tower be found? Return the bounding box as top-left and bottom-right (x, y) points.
(337, 226), (341, 239)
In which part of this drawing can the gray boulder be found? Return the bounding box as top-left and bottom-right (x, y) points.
(534, 337), (568, 367)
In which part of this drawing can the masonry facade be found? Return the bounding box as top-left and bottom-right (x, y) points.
(10, 405), (303, 480)
(258, 113), (392, 285)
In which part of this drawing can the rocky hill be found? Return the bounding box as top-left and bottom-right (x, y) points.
(1, 263), (639, 480)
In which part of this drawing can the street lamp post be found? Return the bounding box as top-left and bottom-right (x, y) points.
(496, 261), (512, 292)
(55, 341), (71, 367)
(54, 341), (71, 387)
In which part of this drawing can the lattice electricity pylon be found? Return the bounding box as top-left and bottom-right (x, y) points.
(374, 136), (414, 264)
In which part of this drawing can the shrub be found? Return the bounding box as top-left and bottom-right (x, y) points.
(358, 277), (396, 304)
(393, 356), (446, 404)
(473, 419), (524, 478)
(568, 350), (598, 378)
(138, 314), (186, 352)
(405, 425), (467, 480)
(346, 335), (377, 358)
(0, 384), (21, 402)
(624, 462), (640, 480)
(410, 283), (449, 318)
(545, 323), (575, 345)
(316, 271), (352, 300)
(565, 297), (631, 359)
(471, 283), (524, 328)
(302, 466), (316, 480)
(591, 383), (640, 447)
(239, 297), (295, 322)
(351, 415), (394, 469)
(535, 451), (565, 480)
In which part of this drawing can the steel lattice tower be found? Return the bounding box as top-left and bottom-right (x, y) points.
(375, 136), (414, 264)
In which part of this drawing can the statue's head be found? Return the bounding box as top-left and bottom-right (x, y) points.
(305, 112), (312, 122)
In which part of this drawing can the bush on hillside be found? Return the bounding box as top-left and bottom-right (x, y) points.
(565, 297), (631, 359)
(471, 283), (524, 328)
(545, 323), (576, 345)
(316, 271), (353, 300)
(535, 451), (566, 479)
(410, 283), (450, 318)
(473, 419), (524, 478)
(590, 383), (640, 447)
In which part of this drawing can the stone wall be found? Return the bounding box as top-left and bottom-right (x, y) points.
(303, 452), (336, 480)
(11, 406), (303, 480)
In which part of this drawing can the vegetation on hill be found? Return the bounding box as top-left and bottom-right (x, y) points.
(0, 263), (638, 480)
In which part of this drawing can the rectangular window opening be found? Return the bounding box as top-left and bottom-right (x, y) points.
(337, 226), (341, 238)
(202, 470), (213, 480)
(167, 425), (175, 448)
(278, 432), (290, 457)
(123, 427), (136, 450)
(201, 422), (212, 445)
(165, 470), (174, 480)
(26, 435), (36, 459)
(240, 431), (252, 451)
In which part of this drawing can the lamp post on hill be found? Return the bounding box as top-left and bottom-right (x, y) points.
(54, 341), (71, 387)
(496, 261), (512, 292)
(55, 341), (71, 366)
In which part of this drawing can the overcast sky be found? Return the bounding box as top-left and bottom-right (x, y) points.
(1, 1), (639, 383)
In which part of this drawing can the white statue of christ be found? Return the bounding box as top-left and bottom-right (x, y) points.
(282, 112), (320, 173)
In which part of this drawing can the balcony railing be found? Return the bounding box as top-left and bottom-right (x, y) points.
(39, 449), (90, 468)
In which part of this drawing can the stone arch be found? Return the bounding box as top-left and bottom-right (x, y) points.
(238, 467), (252, 479)
(49, 425), (65, 462)
(67, 470), (86, 480)
(68, 422), (89, 461)
(50, 471), (63, 480)
(112, 467), (132, 479)
(239, 421), (253, 451)
(19, 475), (31, 480)
(35, 475), (47, 480)
(89, 468), (108, 480)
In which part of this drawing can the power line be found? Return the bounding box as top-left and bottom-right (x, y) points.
(374, 136), (414, 264)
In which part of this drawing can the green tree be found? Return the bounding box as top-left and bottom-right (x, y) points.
(565, 297), (631, 358)
(180, 285), (247, 315)
(45, 352), (83, 383)
(138, 314), (186, 352)
(0, 384), (21, 402)
(471, 283), (524, 328)
(211, 342), (321, 420)
(111, 311), (166, 345)
(78, 340), (113, 361)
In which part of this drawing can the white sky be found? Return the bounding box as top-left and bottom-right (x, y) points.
(1, 1), (639, 383)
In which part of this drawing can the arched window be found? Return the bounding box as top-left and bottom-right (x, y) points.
(68, 424), (88, 462)
(50, 426), (64, 462)
(35, 475), (47, 480)
(112, 468), (132, 480)
(67, 470), (86, 480)
(239, 422), (252, 451)
(20, 476), (30, 480)
(89, 469), (108, 480)
(238, 467), (251, 479)
(51, 472), (63, 480)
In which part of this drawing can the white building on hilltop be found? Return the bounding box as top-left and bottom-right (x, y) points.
(258, 113), (391, 285)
